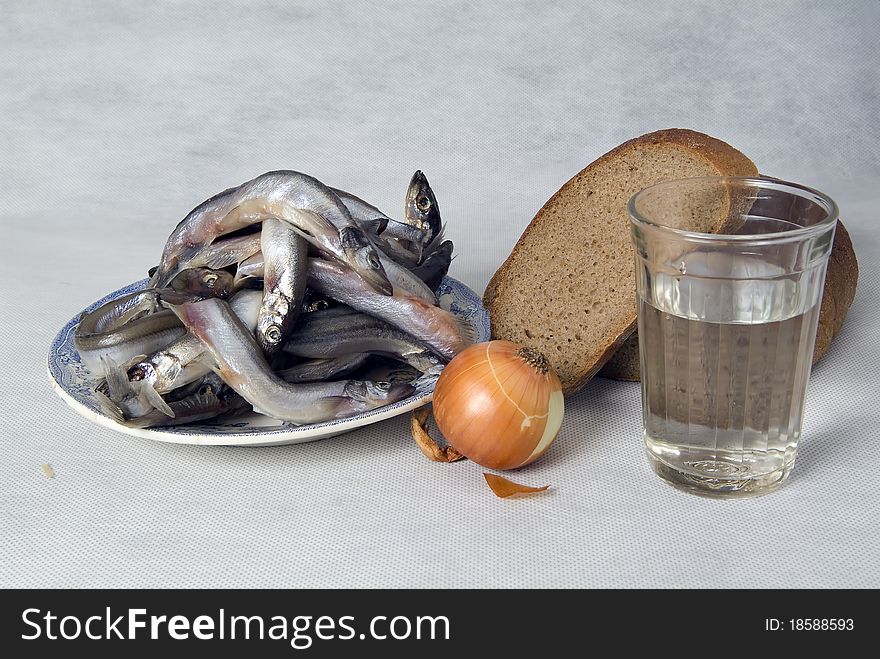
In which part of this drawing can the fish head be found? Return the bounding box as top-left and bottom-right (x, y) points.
(256, 320), (285, 354)
(256, 293), (291, 355)
(303, 294), (334, 313)
(338, 226), (393, 295)
(127, 361), (159, 388)
(96, 355), (174, 422)
(344, 380), (415, 407)
(168, 267), (235, 300)
(404, 170), (442, 244)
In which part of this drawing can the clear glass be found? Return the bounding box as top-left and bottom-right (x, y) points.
(629, 176), (838, 498)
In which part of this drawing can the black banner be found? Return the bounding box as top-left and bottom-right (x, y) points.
(1, 589), (870, 656)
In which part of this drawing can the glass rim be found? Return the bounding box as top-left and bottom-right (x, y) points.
(628, 176), (839, 243)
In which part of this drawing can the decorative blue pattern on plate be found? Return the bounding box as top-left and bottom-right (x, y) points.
(48, 277), (490, 446)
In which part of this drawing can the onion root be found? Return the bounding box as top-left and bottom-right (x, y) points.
(411, 407), (466, 463)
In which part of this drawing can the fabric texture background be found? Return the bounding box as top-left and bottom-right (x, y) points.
(2, 1), (878, 588)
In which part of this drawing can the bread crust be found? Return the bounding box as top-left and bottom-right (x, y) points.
(484, 128), (758, 394)
(814, 221), (859, 361)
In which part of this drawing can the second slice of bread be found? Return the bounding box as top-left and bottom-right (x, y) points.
(484, 128), (758, 393)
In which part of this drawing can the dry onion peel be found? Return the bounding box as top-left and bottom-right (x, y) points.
(483, 473), (550, 499)
(432, 340), (564, 470)
(411, 406), (465, 463)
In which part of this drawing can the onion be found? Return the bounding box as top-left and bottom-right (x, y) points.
(432, 340), (564, 470)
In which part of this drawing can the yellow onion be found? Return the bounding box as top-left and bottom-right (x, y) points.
(432, 340), (564, 470)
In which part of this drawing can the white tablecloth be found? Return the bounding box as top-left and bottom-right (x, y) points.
(3, 1), (878, 588)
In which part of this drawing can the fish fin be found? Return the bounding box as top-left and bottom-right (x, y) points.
(133, 380), (175, 418)
(317, 396), (359, 420)
(120, 354), (148, 372)
(202, 251), (253, 270)
(361, 217), (389, 235)
(420, 227), (447, 261)
(276, 208), (324, 242)
(94, 390), (126, 424)
(157, 289), (204, 308)
(251, 404), (273, 417)
(174, 390), (220, 416)
(417, 240), (453, 290)
(100, 355), (131, 402)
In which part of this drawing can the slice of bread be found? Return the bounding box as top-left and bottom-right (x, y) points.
(599, 214), (859, 381)
(484, 128), (758, 393)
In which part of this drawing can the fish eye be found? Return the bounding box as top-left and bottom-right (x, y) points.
(416, 196), (431, 212)
(265, 325), (283, 343)
(198, 384), (214, 396)
(202, 273), (219, 287)
(367, 253), (381, 269)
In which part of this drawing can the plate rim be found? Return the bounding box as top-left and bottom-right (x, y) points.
(47, 276), (488, 446)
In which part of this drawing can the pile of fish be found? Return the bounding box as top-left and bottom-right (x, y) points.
(75, 170), (473, 428)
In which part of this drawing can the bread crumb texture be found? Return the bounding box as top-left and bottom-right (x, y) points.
(485, 129), (758, 393)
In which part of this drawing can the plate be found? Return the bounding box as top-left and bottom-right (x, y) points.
(48, 276), (489, 446)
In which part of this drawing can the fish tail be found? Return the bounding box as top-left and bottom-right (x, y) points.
(452, 312), (476, 350)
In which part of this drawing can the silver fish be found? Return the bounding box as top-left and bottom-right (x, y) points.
(376, 234), (422, 267)
(335, 171), (445, 263)
(77, 289), (162, 337)
(167, 296), (414, 424)
(94, 274), (240, 423)
(77, 267), (231, 338)
(95, 353), (175, 421)
(277, 353), (371, 384)
(76, 268), (234, 377)
(127, 289), (262, 395)
(118, 384), (248, 429)
(256, 218), (308, 355)
(331, 186), (426, 265)
(331, 187), (391, 236)
(162, 371), (227, 403)
(151, 170), (391, 295)
(404, 170), (443, 242)
(306, 259), (473, 360)
(401, 170), (444, 260)
(166, 266), (236, 299)
(410, 239), (454, 291)
(283, 307), (444, 375)
(234, 244), (435, 304)
(376, 246), (435, 303)
(76, 310), (187, 374)
(184, 231), (262, 271)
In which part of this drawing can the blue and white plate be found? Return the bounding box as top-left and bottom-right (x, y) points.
(48, 277), (490, 446)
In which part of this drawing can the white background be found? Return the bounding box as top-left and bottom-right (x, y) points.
(2, 1), (878, 587)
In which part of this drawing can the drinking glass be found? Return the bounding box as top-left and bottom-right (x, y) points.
(629, 176), (838, 497)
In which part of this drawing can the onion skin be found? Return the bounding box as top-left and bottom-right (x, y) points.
(432, 340), (564, 470)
